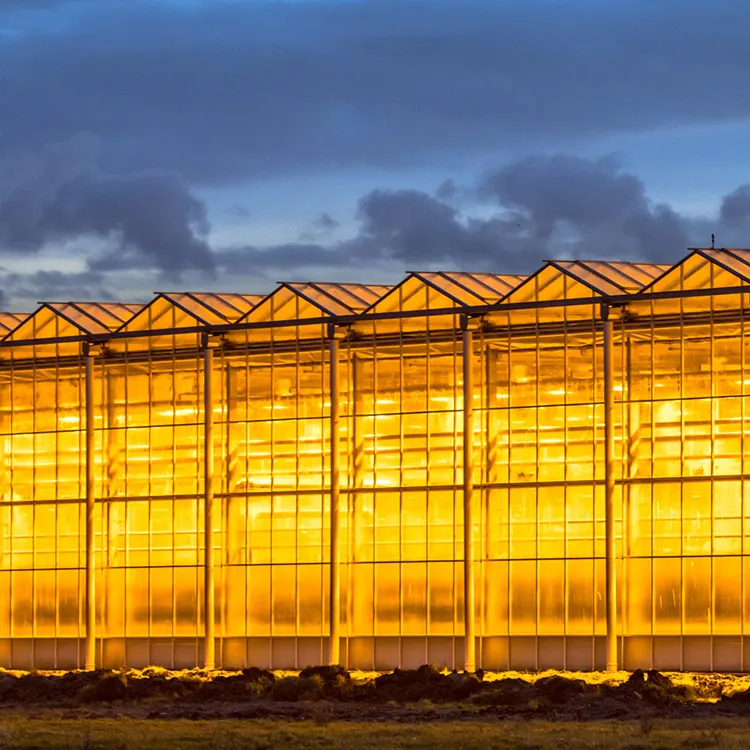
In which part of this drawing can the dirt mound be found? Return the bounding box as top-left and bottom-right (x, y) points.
(371, 664), (483, 703)
(613, 670), (695, 706)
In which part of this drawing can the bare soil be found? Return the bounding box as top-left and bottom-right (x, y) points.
(0, 665), (749, 724)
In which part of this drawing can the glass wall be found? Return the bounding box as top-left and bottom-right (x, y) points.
(0, 260), (749, 671)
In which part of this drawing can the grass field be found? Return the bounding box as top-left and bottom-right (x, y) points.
(0, 718), (748, 749)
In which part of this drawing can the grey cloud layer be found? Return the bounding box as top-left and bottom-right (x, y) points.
(214, 155), (743, 278)
(1, 137), (747, 298)
(3, 0), (750, 184)
(0, 135), (214, 276)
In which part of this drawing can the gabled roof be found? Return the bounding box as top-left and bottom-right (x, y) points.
(5, 301), (140, 342)
(641, 248), (750, 293)
(234, 282), (391, 326)
(364, 271), (525, 316)
(116, 293), (228, 336)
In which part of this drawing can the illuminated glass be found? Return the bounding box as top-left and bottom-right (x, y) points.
(0, 249), (749, 671)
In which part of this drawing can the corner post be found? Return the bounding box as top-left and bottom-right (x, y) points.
(84, 342), (96, 671)
(601, 303), (618, 672)
(462, 316), (477, 673)
(203, 334), (219, 670)
(328, 325), (343, 666)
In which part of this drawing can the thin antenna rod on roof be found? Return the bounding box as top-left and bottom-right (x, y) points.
(712, 233), (715, 249)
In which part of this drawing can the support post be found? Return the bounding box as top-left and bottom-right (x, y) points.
(601, 304), (618, 672)
(462, 321), (476, 673)
(203, 338), (216, 670)
(329, 331), (342, 665)
(351, 355), (364, 561)
(84, 344), (96, 671)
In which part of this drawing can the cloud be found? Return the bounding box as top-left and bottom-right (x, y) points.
(0, 270), (113, 309)
(3, 0), (750, 185)
(720, 186), (750, 227)
(216, 155), (702, 278)
(215, 153), (750, 282)
(299, 212), (339, 242)
(478, 154), (691, 262)
(0, 135), (214, 277)
(3, 147), (750, 306)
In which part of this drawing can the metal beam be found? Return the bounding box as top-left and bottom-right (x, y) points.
(329, 335), (342, 665)
(462, 325), (476, 672)
(601, 304), (618, 672)
(84, 345), (96, 671)
(203, 340), (216, 670)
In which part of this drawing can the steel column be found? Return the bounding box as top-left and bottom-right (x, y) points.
(462, 326), (476, 673)
(203, 342), (216, 670)
(84, 346), (96, 671)
(601, 304), (618, 672)
(329, 335), (342, 665)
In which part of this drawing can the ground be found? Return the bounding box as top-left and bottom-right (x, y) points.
(1, 717), (750, 749)
(0, 668), (748, 748)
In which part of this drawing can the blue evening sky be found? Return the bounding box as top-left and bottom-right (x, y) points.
(0, 0), (748, 308)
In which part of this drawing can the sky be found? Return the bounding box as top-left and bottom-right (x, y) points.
(1, 0), (750, 310)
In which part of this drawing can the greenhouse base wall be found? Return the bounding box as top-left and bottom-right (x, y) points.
(1, 636), (749, 672)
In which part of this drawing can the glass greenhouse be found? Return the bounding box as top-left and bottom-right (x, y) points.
(1, 248), (749, 672)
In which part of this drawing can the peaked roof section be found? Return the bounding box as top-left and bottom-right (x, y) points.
(365, 271), (525, 316)
(5, 301), (142, 342)
(234, 282), (392, 325)
(641, 248), (750, 293)
(116, 292), (232, 337)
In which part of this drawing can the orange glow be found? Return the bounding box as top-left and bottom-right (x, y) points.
(0, 256), (749, 672)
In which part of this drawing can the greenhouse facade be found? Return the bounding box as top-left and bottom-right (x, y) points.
(0, 247), (749, 673)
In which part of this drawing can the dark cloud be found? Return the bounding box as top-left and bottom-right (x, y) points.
(215, 153), (750, 282)
(478, 155), (691, 262)
(299, 212), (339, 242)
(720, 186), (750, 227)
(0, 135), (214, 277)
(0, 270), (113, 308)
(3, 0), (750, 184)
(216, 155), (700, 277)
(4, 148), (750, 306)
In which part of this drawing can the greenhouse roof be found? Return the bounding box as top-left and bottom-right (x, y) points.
(0, 248), (748, 347)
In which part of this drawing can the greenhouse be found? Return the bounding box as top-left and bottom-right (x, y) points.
(0, 247), (749, 673)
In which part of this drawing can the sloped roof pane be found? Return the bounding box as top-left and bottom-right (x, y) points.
(0, 313), (27, 335)
(435, 272), (525, 303)
(277, 283), (367, 316)
(160, 293), (229, 325)
(46, 304), (112, 335)
(548, 261), (630, 295)
(700, 249), (750, 282)
(186, 292), (262, 321)
(410, 273), (486, 305)
(46, 302), (142, 331)
(571, 261), (670, 292)
(290, 282), (391, 313)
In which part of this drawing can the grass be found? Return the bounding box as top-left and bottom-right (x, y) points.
(0, 718), (748, 749)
